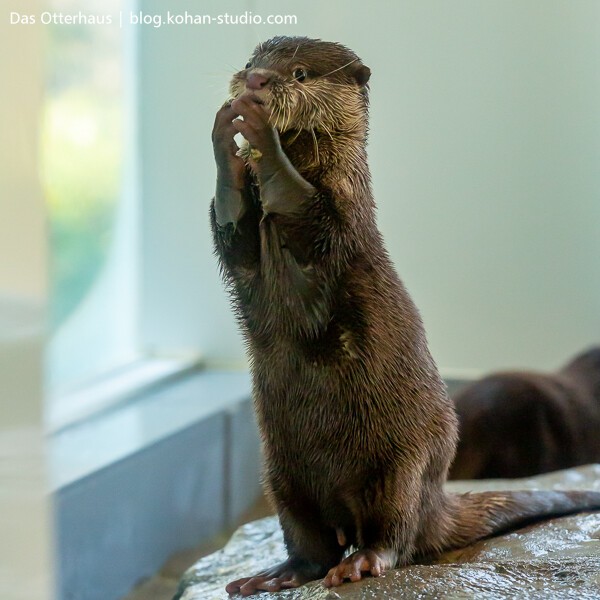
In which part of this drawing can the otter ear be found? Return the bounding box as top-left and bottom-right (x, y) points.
(354, 64), (371, 87)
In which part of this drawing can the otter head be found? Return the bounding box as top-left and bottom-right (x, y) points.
(229, 36), (371, 137)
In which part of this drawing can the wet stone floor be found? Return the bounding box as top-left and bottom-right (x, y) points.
(174, 465), (600, 600)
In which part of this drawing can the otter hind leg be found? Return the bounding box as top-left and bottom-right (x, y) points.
(323, 478), (422, 587)
(225, 558), (324, 596)
(225, 509), (344, 596)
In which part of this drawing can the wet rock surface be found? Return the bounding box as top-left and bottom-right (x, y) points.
(174, 465), (600, 599)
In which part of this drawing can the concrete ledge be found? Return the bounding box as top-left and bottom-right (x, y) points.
(52, 370), (261, 600)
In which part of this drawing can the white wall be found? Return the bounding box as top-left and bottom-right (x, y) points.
(139, 0), (254, 367)
(141, 0), (600, 374)
(366, 1), (600, 374)
(0, 1), (54, 598)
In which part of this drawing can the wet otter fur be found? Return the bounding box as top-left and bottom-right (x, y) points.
(210, 36), (600, 596)
(450, 347), (600, 480)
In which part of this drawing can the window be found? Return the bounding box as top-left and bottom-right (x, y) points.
(42, 0), (251, 430)
(43, 0), (140, 426)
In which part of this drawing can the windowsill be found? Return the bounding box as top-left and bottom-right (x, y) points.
(48, 368), (251, 491)
(46, 355), (205, 433)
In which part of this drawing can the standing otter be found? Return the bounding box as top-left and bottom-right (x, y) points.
(210, 36), (600, 596)
(450, 346), (600, 480)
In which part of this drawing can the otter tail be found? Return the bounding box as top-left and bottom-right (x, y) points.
(446, 490), (600, 550)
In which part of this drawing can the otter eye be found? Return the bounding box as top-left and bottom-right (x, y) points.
(293, 68), (307, 82)
(245, 61), (252, 69)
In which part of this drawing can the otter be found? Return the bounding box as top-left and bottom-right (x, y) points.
(209, 36), (600, 596)
(450, 346), (600, 480)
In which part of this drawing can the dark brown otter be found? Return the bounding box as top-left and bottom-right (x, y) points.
(209, 36), (600, 596)
(450, 347), (600, 480)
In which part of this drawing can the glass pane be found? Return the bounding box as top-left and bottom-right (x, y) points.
(43, 0), (138, 397)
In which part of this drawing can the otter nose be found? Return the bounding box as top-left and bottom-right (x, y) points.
(246, 72), (270, 90)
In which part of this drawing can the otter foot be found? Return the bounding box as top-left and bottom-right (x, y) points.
(323, 549), (394, 587)
(226, 559), (316, 596)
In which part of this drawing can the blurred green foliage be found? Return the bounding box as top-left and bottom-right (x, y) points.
(43, 90), (122, 328)
(42, 15), (123, 329)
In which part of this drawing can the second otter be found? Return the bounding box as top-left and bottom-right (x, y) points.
(450, 346), (600, 480)
(210, 36), (600, 596)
